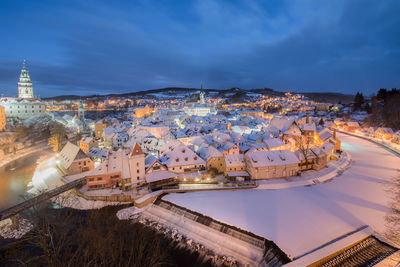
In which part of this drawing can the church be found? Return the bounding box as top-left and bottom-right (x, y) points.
(0, 61), (46, 120)
(185, 89), (214, 116)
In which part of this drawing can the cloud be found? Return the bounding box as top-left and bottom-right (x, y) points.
(0, 0), (399, 97)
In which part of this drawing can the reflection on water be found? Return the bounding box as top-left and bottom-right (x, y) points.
(0, 150), (53, 210)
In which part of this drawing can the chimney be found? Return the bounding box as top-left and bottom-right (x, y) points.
(333, 128), (336, 139)
(306, 112), (310, 124)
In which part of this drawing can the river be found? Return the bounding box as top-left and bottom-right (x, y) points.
(0, 149), (54, 210)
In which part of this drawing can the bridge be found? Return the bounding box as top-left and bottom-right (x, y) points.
(0, 178), (86, 221)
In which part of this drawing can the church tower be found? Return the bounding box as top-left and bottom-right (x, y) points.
(18, 60), (34, 99)
(78, 100), (85, 120)
(199, 85), (205, 104)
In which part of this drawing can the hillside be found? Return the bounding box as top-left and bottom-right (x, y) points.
(43, 87), (353, 104)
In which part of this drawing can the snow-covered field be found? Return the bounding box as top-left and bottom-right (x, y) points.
(163, 133), (400, 259)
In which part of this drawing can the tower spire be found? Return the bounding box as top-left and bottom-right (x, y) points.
(18, 60), (34, 99)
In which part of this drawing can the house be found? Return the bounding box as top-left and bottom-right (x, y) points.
(134, 105), (156, 118)
(197, 144), (225, 173)
(85, 143), (146, 191)
(87, 147), (108, 162)
(295, 142), (330, 171)
(244, 150), (300, 179)
(79, 137), (96, 154)
(144, 155), (177, 189)
(343, 121), (360, 132)
(264, 138), (289, 151)
(224, 154), (248, 180)
(367, 127), (376, 137)
(85, 150), (125, 190)
(268, 116), (302, 139)
(392, 131), (400, 145)
(58, 142), (94, 175)
(94, 119), (107, 139)
(318, 128), (341, 153)
(159, 142), (206, 173)
(375, 127), (394, 140)
(218, 142), (241, 155)
(112, 132), (129, 148)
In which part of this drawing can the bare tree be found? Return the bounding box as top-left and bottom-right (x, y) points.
(48, 123), (67, 152)
(2, 190), (173, 267)
(296, 135), (313, 170)
(385, 172), (400, 246)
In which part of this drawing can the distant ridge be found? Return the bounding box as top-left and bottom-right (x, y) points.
(43, 87), (354, 104)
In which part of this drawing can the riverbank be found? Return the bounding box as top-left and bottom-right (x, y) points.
(338, 129), (400, 157)
(0, 142), (52, 169)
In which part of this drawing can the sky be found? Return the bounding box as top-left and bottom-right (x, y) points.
(0, 0), (399, 97)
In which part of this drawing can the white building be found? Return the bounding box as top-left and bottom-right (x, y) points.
(128, 143), (146, 187)
(0, 61), (46, 120)
(18, 60), (34, 99)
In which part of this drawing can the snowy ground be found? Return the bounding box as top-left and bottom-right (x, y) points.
(163, 133), (400, 260)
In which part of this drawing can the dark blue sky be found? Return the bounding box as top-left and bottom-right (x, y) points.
(1, 0), (399, 97)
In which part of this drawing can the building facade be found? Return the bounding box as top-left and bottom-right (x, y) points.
(0, 61), (46, 120)
(0, 106), (6, 131)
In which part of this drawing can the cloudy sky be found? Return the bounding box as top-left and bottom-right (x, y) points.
(0, 0), (399, 97)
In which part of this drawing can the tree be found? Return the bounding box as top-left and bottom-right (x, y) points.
(377, 88), (388, 102)
(48, 123), (67, 152)
(296, 135), (313, 170)
(353, 92), (365, 111)
(386, 173), (400, 247)
(2, 192), (173, 267)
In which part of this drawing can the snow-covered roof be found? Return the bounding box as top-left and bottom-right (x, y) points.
(197, 144), (223, 162)
(269, 117), (296, 133)
(87, 147), (108, 159)
(160, 143), (205, 167)
(264, 138), (286, 149)
(145, 170), (176, 183)
(318, 128), (332, 141)
(226, 171), (249, 177)
(302, 123), (316, 132)
(377, 127), (394, 134)
(80, 136), (94, 144)
(224, 154), (245, 167)
(247, 150), (299, 167)
(59, 142), (88, 169)
(346, 121), (360, 127)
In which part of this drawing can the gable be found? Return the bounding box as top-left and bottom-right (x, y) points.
(130, 143), (143, 156)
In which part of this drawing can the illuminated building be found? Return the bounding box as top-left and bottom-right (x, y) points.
(0, 61), (46, 119)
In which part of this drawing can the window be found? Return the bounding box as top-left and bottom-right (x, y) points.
(136, 162), (139, 167)
(97, 177), (103, 181)
(137, 169), (139, 173)
(137, 176), (139, 180)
